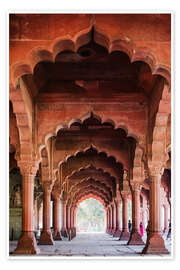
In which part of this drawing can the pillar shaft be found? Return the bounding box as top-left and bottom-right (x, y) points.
(74, 206), (77, 228)
(62, 200), (67, 237)
(13, 165), (40, 254)
(53, 196), (62, 240)
(66, 204), (71, 229)
(111, 204), (114, 231)
(106, 209), (109, 232)
(113, 200), (122, 237)
(109, 205), (114, 233)
(142, 174), (169, 254)
(164, 204), (169, 233)
(119, 194), (130, 241)
(128, 185), (144, 245)
(43, 188), (51, 230)
(122, 197), (128, 231)
(70, 207), (73, 228)
(39, 182), (54, 245)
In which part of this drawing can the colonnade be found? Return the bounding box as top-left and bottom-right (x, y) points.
(13, 163), (170, 255)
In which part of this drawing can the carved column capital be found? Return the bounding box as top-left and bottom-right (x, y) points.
(149, 162), (164, 177)
(42, 181), (53, 193)
(131, 181), (142, 192)
(121, 190), (130, 199)
(115, 198), (121, 205)
(52, 190), (61, 201)
(18, 160), (38, 178)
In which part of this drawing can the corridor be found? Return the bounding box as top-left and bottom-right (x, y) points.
(9, 233), (171, 257)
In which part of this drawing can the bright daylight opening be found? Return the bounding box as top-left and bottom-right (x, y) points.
(77, 198), (105, 233)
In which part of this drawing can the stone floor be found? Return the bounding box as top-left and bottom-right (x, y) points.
(9, 232), (171, 257)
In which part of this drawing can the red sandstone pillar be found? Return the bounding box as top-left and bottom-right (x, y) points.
(141, 208), (145, 229)
(119, 192), (130, 241)
(74, 206), (78, 228)
(13, 163), (40, 254)
(142, 172), (169, 254)
(112, 201), (117, 235)
(110, 204), (114, 234)
(127, 183), (144, 245)
(106, 208), (109, 233)
(107, 207), (111, 233)
(70, 206), (73, 228)
(66, 203), (71, 240)
(108, 205), (112, 234)
(113, 199), (122, 237)
(66, 204), (71, 229)
(52, 193), (62, 240)
(39, 182), (54, 245)
(62, 200), (67, 237)
(163, 203), (169, 234)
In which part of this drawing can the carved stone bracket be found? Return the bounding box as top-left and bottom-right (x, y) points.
(18, 160), (38, 178)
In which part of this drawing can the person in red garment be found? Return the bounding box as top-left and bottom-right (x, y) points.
(140, 222), (144, 237)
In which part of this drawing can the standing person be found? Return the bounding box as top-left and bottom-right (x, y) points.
(140, 222), (143, 237)
(128, 220), (132, 232)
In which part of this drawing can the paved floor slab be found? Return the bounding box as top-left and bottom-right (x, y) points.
(9, 232), (171, 257)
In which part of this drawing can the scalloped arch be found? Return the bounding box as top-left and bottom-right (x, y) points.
(39, 113), (136, 157)
(10, 26), (171, 89)
(58, 145), (123, 171)
(76, 193), (106, 209)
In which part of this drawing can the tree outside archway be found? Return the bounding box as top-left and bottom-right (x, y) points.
(77, 198), (105, 232)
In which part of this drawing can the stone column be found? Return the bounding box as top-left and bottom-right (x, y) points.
(163, 203), (169, 234)
(52, 193), (62, 240)
(108, 205), (112, 234)
(106, 208), (109, 233)
(110, 204), (114, 234)
(74, 205), (78, 232)
(142, 170), (169, 254)
(112, 201), (117, 235)
(70, 205), (74, 238)
(66, 204), (71, 229)
(13, 163), (40, 254)
(113, 199), (122, 237)
(127, 183), (144, 245)
(119, 192), (130, 241)
(39, 182), (54, 245)
(70, 206), (74, 228)
(106, 207), (109, 233)
(62, 200), (67, 237)
(66, 204), (71, 240)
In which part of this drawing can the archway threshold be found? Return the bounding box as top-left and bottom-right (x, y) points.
(9, 233), (171, 257)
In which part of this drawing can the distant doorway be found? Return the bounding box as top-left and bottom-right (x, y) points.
(77, 198), (105, 232)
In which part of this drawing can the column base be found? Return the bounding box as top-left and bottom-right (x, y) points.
(119, 230), (130, 241)
(39, 230), (54, 245)
(71, 228), (76, 238)
(61, 228), (68, 237)
(127, 231), (144, 245)
(53, 230), (62, 240)
(113, 229), (122, 237)
(13, 231), (40, 254)
(142, 232), (169, 254)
